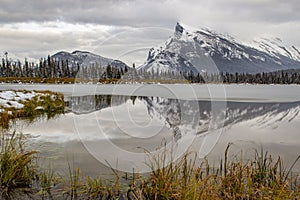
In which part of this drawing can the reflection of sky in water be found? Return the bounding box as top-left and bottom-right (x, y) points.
(18, 98), (172, 143)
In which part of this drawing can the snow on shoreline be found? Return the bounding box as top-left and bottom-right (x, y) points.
(0, 90), (45, 112)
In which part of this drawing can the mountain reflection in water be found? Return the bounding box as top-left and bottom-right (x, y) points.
(65, 95), (300, 139)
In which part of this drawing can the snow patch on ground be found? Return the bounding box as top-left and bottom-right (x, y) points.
(8, 101), (24, 109)
(0, 90), (40, 110)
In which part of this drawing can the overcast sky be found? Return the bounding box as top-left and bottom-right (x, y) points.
(0, 0), (300, 65)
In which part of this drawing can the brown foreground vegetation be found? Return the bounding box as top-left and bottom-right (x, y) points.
(0, 133), (299, 200)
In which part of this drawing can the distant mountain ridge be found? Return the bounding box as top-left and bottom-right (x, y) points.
(139, 22), (300, 74)
(50, 24), (300, 74)
(51, 50), (128, 69)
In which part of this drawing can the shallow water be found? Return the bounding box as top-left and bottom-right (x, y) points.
(1, 84), (299, 175)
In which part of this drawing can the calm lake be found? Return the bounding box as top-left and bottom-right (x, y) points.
(2, 84), (300, 176)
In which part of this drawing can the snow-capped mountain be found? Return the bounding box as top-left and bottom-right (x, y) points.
(51, 50), (128, 69)
(140, 22), (300, 74)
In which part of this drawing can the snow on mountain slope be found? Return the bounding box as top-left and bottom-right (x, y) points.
(140, 22), (300, 74)
(140, 23), (218, 74)
(51, 50), (128, 69)
(250, 38), (300, 61)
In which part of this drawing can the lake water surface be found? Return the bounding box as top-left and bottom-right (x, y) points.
(3, 84), (300, 176)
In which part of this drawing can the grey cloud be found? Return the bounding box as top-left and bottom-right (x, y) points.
(0, 24), (106, 59)
(214, 0), (300, 24)
(1, 0), (300, 26)
(0, 21), (172, 64)
(0, 0), (177, 27)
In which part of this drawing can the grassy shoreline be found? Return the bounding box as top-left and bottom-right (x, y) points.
(0, 90), (65, 129)
(0, 133), (299, 199)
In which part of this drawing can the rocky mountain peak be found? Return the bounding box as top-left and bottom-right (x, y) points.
(140, 23), (300, 74)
